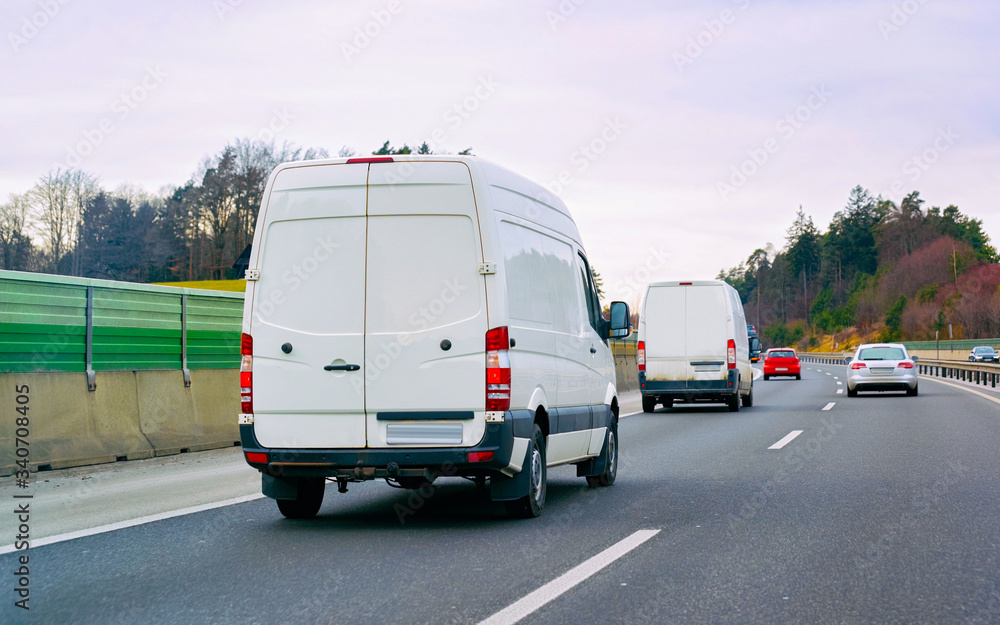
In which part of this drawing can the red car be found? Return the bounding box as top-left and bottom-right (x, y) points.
(763, 348), (801, 380)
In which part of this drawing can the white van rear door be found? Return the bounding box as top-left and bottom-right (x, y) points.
(644, 284), (726, 381)
(251, 164), (369, 449)
(643, 286), (688, 379)
(363, 161), (488, 448)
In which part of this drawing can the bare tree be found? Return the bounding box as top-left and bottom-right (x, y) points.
(68, 170), (99, 276)
(30, 169), (73, 272)
(0, 193), (33, 270)
(27, 169), (99, 274)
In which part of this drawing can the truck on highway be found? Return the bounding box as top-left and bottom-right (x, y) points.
(238, 155), (631, 519)
(747, 324), (762, 362)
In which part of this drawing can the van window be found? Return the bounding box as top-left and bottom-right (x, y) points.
(499, 222), (577, 332)
(576, 253), (600, 333)
(257, 216), (366, 335)
(365, 215), (482, 333)
(685, 286), (727, 355)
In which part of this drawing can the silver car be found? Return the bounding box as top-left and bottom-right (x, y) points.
(846, 343), (919, 397)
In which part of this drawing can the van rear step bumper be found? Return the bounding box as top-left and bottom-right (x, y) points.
(239, 417), (517, 478)
(640, 370), (738, 400)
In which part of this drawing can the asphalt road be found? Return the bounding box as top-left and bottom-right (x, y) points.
(4, 365), (1000, 625)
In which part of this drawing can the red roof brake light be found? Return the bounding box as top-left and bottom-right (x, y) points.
(346, 157), (394, 164)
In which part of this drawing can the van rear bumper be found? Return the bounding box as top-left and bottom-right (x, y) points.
(640, 370), (739, 401)
(240, 413), (523, 478)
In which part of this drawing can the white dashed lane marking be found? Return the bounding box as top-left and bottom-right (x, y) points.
(769, 430), (804, 450)
(477, 529), (661, 625)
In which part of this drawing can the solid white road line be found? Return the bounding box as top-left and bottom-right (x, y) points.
(477, 529), (661, 625)
(769, 430), (804, 450)
(822, 402), (836, 411)
(0, 493), (265, 555)
(921, 375), (1000, 406)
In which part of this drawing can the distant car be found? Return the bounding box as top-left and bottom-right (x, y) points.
(968, 346), (999, 363)
(762, 348), (801, 380)
(846, 343), (918, 397)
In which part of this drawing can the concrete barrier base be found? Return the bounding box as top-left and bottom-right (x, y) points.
(0, 369), (239, 476)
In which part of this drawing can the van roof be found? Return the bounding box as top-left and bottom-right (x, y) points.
(267, 154), (582, 245)
(647, 280), (731, 288)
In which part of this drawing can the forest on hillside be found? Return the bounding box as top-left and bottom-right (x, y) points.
(0, 139), (459, 284)
(3, 141), (997, 345)
(719, 187), (999, 345)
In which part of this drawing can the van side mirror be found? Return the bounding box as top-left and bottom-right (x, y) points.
(608, 301), (631, 338)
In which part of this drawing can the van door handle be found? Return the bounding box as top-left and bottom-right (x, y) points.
(324, 364), (361, 371)
(590, 346), (597, 354)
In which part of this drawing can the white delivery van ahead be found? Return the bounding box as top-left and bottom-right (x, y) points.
(238, 155), (631, 519)
(637, 280), (753, 413)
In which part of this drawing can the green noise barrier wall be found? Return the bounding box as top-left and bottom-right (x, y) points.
(0, 270), (243, 378)
(0, 270), (244, 476)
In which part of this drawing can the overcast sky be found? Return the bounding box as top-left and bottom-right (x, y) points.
(3, 0), (998, 302)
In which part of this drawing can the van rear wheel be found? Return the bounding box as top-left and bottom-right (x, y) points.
(727, 391), (741, 412)
(642, 396), (656, 413)
(505, 425), (546, 519)
(276, 477), (325, 519)
(586, 422), (617, 488)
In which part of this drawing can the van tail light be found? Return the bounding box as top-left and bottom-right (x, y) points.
(850, 362), (867, 370)
(486, 326), (511, 411)
(727, 339), (736, 369)
(637, 341), (646, 371)
(240, 333), (253, 414)
(898, 361), (914, 369)
(245, 452), (268, 464)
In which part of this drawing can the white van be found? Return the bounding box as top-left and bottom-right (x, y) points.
(238, 155), (631, 519)
(637, 280), (753, 412)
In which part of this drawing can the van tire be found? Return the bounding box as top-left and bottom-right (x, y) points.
(276, 477), (325, 519)
(642, 396), (656, 413)
(505, 425), (546, 518)
(586, 422), (617, 488)
(662, 398), (673, 409)
(727, 391), (741, 412)
(741, 383), (753, 407)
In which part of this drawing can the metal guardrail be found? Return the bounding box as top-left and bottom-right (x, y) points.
(799, 353), (846, 365)
(915, 359), (1000, 389)
(800, 353), (1000, 389)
